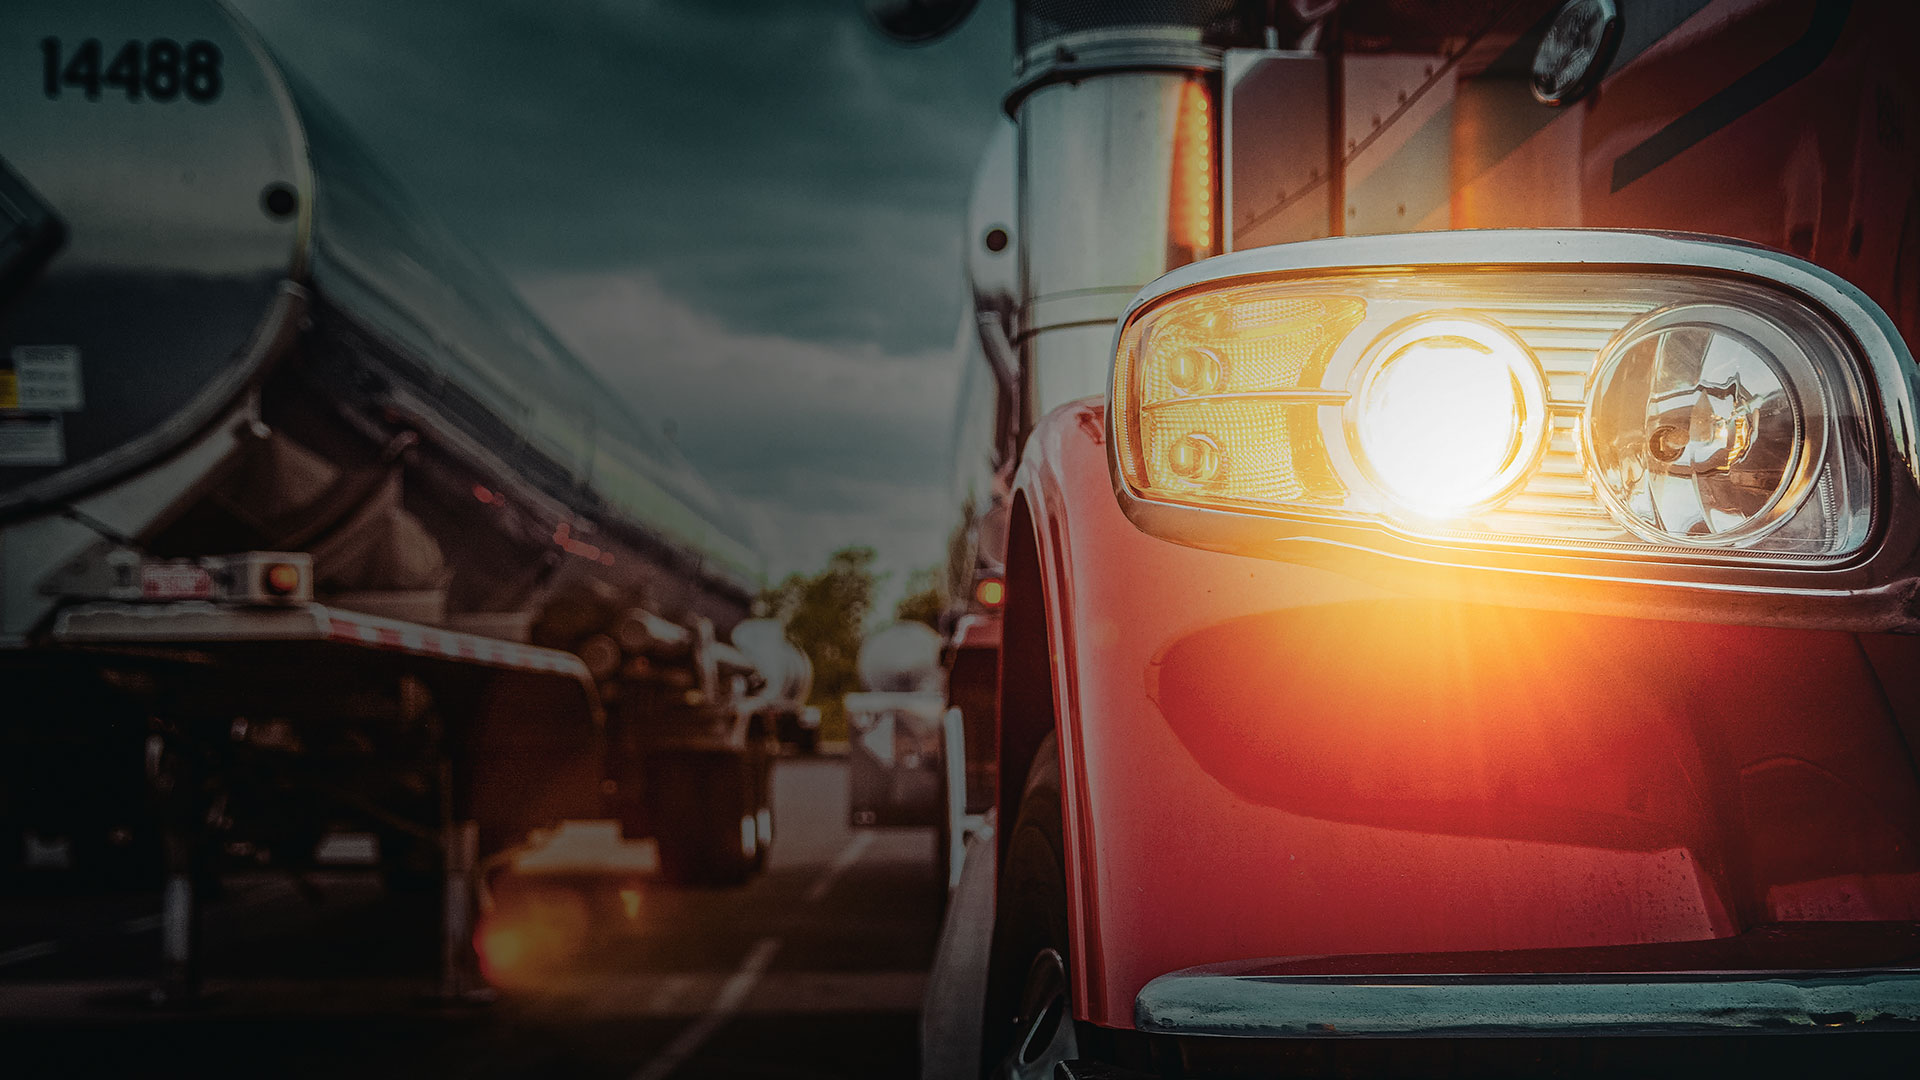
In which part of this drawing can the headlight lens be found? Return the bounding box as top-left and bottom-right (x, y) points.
(1586, 304), (1837, 547)
(1113, 272), (1876, 564)
(1348, 316), (1548, 517)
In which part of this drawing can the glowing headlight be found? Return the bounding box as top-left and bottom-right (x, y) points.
(1348, 316), (1547, 517)
(1111, 266), (1878, 565)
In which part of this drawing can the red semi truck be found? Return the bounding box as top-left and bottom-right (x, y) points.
(876, 1), (1920, 1075)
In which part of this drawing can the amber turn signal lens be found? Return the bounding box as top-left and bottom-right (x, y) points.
(975, 577), (1005, 608)
(1114, 288), (1363, 507)
(263, 562), (304, 596)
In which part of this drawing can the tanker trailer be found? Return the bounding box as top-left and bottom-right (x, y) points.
(845, 621), (968, 895)
(732, 616), (818, 754)
(0, 0), (773, 1000)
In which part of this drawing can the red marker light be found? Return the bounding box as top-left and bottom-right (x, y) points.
(263, 563), (303, 597)
(975, 577), (1005, 608)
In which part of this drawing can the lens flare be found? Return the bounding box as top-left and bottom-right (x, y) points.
(1349, 317), (1547, 518)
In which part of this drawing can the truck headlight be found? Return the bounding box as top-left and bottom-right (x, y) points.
(1111, 231), (1904, 584)
(1348, 315), (1548, 518)
(1586, 304), (1833, 548)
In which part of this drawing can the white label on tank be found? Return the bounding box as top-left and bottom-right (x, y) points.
(0, 415), (64, 465)
(8, 346), (84, 410)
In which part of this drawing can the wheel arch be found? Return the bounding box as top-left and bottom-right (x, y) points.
(996, 489), (1058, 870)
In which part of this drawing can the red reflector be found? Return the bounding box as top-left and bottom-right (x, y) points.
(141, 563), (214, 601)
(975, 577), (1005, 608)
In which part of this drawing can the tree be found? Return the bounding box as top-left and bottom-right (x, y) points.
(759, 546), (877, 741)
(895, 565), (944, 629)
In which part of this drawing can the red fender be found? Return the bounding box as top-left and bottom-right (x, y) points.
(1010, 398), (1920, 1029)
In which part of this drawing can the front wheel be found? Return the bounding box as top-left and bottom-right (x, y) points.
(980, 733), (1081, 1079)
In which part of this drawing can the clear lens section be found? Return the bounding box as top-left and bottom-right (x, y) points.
(1114, 273), (1876, 563)
(1586, 305), (1840, 549)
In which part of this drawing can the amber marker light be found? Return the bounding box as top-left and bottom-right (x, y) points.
(1166, 77), (1216, 266)
(1114, 286), (1365, 510)
(263, 562), (304, 597)
(975, 576), (1005, 608)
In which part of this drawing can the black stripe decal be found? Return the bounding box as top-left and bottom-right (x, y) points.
(1610, 0), (1853, 192)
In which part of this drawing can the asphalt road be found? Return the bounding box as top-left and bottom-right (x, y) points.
(0, 755), (945, 1078)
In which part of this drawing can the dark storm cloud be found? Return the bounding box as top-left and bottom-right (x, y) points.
(235, 0), (1009, 355)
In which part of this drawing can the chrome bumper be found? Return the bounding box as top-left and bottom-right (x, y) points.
(1135, 968), (1920, 1037)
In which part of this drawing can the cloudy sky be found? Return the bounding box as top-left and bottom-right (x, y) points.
(231, 0), (1011, 597)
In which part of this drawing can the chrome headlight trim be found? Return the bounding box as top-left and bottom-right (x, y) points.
(1106, 230), (1920, 631)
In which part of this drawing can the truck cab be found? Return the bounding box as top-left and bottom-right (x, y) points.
(903, 1), (1920, 1075)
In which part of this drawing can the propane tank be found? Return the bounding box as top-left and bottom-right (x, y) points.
(731, 618), (813, 709)
(857, 621), (944, 694)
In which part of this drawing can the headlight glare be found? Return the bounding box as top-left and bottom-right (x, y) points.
(1348, 316), (1548, 517)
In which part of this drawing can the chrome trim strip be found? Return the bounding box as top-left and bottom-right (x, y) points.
(1140, 389), (1352, 411)
(1136, 968), (1920, 1037)
(1007, 28), (1224, 115)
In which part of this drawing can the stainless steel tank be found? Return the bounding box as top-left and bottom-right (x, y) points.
(731, 617), (813, 709)
(857, 620), (945, 694)
(0, 0), (764, 642)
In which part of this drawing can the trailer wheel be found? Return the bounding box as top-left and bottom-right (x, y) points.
(980, 732), (1081, 1079)
(931, 762), (953, 913)
(650, 749), (760, 887)
(750, 753), (774, 875)
(377, 828), (442, 895)
(0, 818), (23, 884)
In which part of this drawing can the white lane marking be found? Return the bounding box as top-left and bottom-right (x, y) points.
(805, 832), (874, 903)
(121, 914), (162, 934)
(0, 941), (59, 968)
(629, 936), (781, 1080)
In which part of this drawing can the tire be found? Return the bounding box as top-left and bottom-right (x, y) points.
(71, 823), (164, 891)
(980, 732), (1081, 1080)
(931, 761), (953, 915)
(749, 744), (774, 874)
(377, 828), (443, 896)
(0, 818), (24, 886)
(650, 749), (758, 887)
